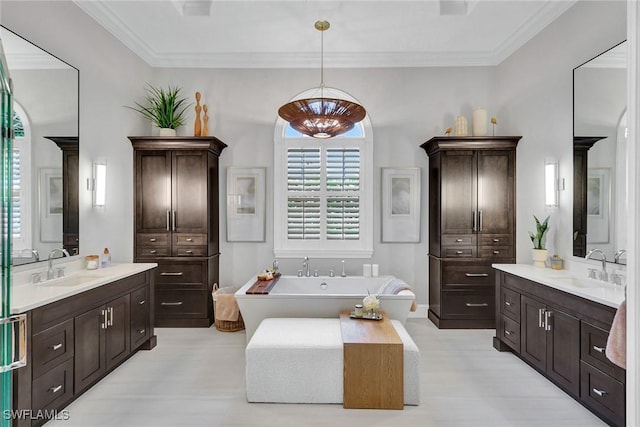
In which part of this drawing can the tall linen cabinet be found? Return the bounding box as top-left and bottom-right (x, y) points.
(130, 136), (227, 327)
(421, 136), (520, 328)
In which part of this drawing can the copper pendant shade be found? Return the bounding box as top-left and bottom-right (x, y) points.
(278, 20), (366, 139)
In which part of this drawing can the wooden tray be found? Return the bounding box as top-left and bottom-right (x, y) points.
(245, 273), (281, 295)
(349, 311), (383, 321)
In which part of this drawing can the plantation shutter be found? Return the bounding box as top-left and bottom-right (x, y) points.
(287, 148), (321, 239)
(326, 148), (360, 240)
(11, 143), (21, 239)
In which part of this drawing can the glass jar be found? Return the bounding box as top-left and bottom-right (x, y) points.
(354, 304), (363, 317)
(86, 255), (99, 270)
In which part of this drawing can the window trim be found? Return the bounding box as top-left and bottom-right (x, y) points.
(273, 88), (373, 258)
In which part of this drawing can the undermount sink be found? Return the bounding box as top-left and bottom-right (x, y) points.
(37, 274), (105, 287)
(552, 276), (607, 289)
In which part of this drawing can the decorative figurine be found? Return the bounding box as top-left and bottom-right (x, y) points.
(491, 117), (498, 136)
(202, 104), (210, 136)
(194, 91), (202, 136)
(444, 127), (452, 136)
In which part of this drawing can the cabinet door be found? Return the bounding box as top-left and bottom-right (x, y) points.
(105, 294), (131, 370)
(74, 306), (107, 393)
(136, 151), (172, 234)
(172, 151), (208, 235)
(440, 150), (477, 234)
(477, 150), (514, 235)
(520, 295), (546, 372)
(546, 307), (580, 397)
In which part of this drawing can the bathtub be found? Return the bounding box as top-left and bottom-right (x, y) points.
(235, 275), (415, 341)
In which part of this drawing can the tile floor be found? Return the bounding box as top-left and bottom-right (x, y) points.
(48, 319), (605, 427)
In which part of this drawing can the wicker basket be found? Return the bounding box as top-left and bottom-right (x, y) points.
(213, 285), (245, 332)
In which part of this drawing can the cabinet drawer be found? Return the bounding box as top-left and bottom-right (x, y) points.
(479, 234), (513, 246)
(137, 233), (169, 246)
(442, 247), (476, 258)
(137, 246), (170, 257)
(441, 291), (494, 319)
(478, 246), (513, 259)
(32, 319), (74, 379)
(156, 290), (209, 318)
(500, 314), (520, 352)
(32, 358), (74, 412)
(155, 261), (206, 286)
(442, 263), (494, 288)
(441, 234), (476, 246)
(501, 287), (520, 321)
(174, 233), (207, 245)
(581, 322), (626, 382)
(174, 246), (207, 257)
(580, 361), (625, 426)
(131, 287), (150, 349)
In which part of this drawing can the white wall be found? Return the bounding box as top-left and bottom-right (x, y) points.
(495, 0), (627, 264)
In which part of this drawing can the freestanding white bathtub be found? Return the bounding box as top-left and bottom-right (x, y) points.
(235, 275), (415, 341)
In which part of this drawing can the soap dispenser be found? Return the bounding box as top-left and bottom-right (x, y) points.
(102, 248), (111, 267)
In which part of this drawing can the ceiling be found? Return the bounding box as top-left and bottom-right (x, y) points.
(73, 0), (576, 69)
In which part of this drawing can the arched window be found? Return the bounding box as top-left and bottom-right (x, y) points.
(12, 102), (32, 250)
(273, 88), (373, 258)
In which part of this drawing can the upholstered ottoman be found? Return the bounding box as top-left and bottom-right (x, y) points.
(245, 318), (344, 403)
(245, 317), (420, 405)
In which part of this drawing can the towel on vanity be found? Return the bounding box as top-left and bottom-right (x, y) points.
(378, 279), (418, 312)
(605, 299), (626, 369)
(214, 288), (241, 322)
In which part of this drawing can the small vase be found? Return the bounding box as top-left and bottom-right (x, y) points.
(159, 128), (177, 137)
(532, 249), (549, 268)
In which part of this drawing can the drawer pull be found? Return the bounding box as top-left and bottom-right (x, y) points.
(185, 250), (194, 254)
(149, 250), (157, 254)
(593, 345), (605, 354)
(160, 272), (184, 276)
(455, 238), (463, 243)
(505, 301), (513, 306)
(504, 330), (513, 336)
(161, 302), (183, 306)
(185, 238), (194, 242)
(149, 238), (157, 242)
(49, 385), (63, 394)
(138, 299), (146, 305)
(493, 238), (500, 242)
(465, 273), (489, 278)
(465, 303), (489, 307)
(592, 388), (607, 397)
(493, 250), (500, 254)
(50, 343), (63, 351)
(137, 328), (146, 335)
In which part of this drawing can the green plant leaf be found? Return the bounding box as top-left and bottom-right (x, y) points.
(125, 84), (192, 129)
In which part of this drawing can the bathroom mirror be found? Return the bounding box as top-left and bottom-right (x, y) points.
(573, 40), (627, 264)
(0, 26), (79, 266)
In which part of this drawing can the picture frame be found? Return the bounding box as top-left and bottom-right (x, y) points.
(381, 167), (421, 242)
(39, 168), (63, 243)
(226, 167), (266, 242)
(587, 167), (611, 244)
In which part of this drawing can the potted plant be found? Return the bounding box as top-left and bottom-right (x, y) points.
(529, 215), (550, 267)
(126, 84), (191, 136)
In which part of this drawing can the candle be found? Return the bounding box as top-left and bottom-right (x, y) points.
(472, 108), (488, 136)
(454, 116), (468, 136)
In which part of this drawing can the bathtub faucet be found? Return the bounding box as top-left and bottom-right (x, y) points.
(302, 257), (311, 277)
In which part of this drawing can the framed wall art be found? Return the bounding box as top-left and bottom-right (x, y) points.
(226, 167), (266, 242)
(381, 167), (421, 242)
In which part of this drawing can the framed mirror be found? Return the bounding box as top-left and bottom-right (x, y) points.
(0, 26), (79, 266)
(573, 41), (627, 264)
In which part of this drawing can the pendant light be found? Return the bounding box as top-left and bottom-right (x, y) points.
(278, 20), (367, 139)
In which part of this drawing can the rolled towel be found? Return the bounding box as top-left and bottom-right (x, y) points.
(605, 299), (626, 369)
(378, 278), (417, 312)
(214, 291), (240, 322)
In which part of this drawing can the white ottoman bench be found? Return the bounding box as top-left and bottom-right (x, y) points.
(245, 317), (420, 405)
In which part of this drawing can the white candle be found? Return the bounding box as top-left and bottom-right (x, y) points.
(454, 116), (468, 136)
(363, 264), (372, 277)
(371, 264), (379, 277)
(472, 108), (488, 136)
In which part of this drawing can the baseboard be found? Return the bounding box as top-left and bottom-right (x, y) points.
(407, 304), (428, 318)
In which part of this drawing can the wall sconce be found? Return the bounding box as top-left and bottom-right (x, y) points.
(545, 159), (558, 207)
(89, 161), (107, 207)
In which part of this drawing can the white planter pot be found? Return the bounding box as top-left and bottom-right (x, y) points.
(159, 128), (177, 137)
(532, 249), (549, 268)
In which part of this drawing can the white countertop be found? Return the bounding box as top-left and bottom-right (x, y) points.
(11, 262), (157, 314)
(492, 264), (625, 309)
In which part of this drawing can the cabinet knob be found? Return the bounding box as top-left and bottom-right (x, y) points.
(149, 238), (157, 242)
(149, 250), (157, 254)
(185, 250), (193, 254)
(493, 250), (500, 254)
(49, 385), (63, 394)
(505, 330), (513, 336)
(505, 301), (512, 306)
(138, 299), (146, 305)
(186, 238), (194, 242)
(455, 238), (463, 243)
(50, 343), (63, 351)
(592, 345), (605, 354)
(592, 388), (607, 397)
(456, 250), (463, 255)
(137, 328), (146, 335)
(493, 238), (500, 242)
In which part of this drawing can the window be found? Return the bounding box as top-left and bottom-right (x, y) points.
(10, 103), (31, 250)
(274, 89), (373, 258)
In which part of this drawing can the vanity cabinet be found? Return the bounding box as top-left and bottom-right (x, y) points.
(494, 270), (625, 426)
(12, 269), (156, 427)
(421, 136), (520, 328)
(130, 137), (227, 327)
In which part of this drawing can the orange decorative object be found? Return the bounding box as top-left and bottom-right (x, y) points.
(194, 91), (202, 136)
(202, 104), (209, 136)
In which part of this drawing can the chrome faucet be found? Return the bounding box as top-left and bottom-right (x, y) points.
(47, 248), (70, 280)
(302, 257), (311, 277)
(585, 249), (608, 282)
(614, 249), (627, 264)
